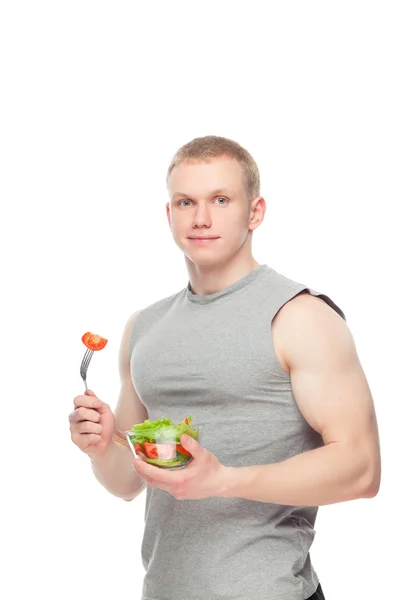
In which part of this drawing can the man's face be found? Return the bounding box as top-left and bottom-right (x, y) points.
(166, 157), (261, 267)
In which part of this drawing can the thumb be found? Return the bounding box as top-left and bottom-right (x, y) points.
(180, 434), (202, 454)
(84, 390), (111, 413)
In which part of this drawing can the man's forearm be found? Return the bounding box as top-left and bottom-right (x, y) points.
(90, 439), (146, 501)
(221, 441), (379, 506)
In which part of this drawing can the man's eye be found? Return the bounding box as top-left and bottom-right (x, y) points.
(179, 199), (192, 207)
(215, 197), (228, 205)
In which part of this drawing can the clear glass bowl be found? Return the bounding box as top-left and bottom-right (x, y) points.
(125, 424), (202, 470)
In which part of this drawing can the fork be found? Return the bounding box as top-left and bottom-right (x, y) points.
(80, 348), (94, 393)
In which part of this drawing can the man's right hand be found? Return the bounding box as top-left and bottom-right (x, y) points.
(68, 312), (149, 500)
(69, 390), (115, 457)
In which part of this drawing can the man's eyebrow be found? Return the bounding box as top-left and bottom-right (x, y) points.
(171, 188), (235, 200)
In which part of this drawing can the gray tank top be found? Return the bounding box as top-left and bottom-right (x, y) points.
(129, 264), (345, 600)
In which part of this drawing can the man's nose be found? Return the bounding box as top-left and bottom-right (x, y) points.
(192, 204), (212, 228)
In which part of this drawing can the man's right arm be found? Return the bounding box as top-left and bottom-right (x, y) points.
(90, 311), (149, 501)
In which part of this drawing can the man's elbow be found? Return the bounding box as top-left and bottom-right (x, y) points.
(362, 474), (380, 498)
(121, 481), (147, 502)
(358, 458), (381, 499)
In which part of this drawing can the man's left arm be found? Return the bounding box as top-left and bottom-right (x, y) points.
(222, 293), (381, 506)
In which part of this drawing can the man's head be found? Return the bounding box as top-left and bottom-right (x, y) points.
(166, 135), (265, 268)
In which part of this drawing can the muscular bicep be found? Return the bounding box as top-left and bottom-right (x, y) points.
(290, 326), (376, 446)
(275, 294), (379, 449)
(114, 311), (148, 436)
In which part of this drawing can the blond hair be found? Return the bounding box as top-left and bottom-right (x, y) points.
(166, 135), (260, 199)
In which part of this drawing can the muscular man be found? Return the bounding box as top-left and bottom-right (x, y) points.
(70, 135), (380, 600)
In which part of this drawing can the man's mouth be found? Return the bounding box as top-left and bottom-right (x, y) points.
(187, 236), (220, 245)
(188, 236), (220, 240)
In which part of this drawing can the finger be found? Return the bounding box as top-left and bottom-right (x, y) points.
(69, 407), (101, 424)
(133, 459), (184, 485)
(134, 470), (170, 491)
(180, 434), (201, 454)
(73, 395), (110, 414)
(91, 400), (111, 415)
(73, 394), (101, 410)
(81, 433), (102, 449)
(71, 432), (101, 449)
(76, 421), (103, 435)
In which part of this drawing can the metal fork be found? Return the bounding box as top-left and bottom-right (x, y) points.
(80, 348), (94, 392)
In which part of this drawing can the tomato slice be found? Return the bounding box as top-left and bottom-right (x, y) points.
(176, 444), (191, 457)
(143, 442), (176, 460)
(183, 418), (189, 425)
(134, 443), (146, 458)
(82, 332), (108, 351)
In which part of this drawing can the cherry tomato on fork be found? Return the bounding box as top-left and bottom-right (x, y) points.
(82, 332), (108, 351)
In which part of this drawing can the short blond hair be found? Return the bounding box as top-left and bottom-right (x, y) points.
(166, 135), (260, 199)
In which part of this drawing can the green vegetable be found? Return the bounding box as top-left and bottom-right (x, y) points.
(144, 456), (188, 467)
(129, 416), (197, 445)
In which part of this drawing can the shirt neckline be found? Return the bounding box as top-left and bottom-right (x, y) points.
(186, 264), (268, 304)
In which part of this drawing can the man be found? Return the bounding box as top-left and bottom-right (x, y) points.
(70, 136), (381, 600)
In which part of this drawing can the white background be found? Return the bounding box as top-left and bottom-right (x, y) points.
(1, 2), (399, 599)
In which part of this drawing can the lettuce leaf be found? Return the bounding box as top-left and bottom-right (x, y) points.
(129, 416), (195, 444)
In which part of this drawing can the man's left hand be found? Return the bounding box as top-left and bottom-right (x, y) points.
(132, 434), (230, 500)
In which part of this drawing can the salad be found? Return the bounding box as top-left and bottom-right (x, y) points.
(127, 416), (200, 468)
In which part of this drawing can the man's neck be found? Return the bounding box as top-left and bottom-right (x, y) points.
(186, 256), (261, 296)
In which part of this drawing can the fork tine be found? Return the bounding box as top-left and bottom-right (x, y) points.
(85, 351), (94, 369)
(80, 349), (89, 370)
(80, 348), (95, 393)
(82, 349), (94, 370)
(80, 349), (94, 376)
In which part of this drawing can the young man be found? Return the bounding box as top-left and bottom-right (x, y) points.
(70, 136), (381, 600)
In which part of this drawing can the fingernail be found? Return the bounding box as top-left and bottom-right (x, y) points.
(95, 400), (102, 407)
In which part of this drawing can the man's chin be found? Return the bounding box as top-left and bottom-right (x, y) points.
(183, 250), (226, 268)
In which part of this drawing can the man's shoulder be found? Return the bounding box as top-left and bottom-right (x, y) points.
(127, 287), (187, 358)
(131, 286), (186, 328)
(141, 287), (186, 314)
(273, 291), (348, 352)
(275, 290), (341, 321)
(272, 290), (349, 372)
(264, 264), (345, 321)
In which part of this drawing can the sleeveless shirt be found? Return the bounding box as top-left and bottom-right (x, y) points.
(129, 264), (345, 600)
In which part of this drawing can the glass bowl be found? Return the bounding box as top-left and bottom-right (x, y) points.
(125, 424), (201, 470)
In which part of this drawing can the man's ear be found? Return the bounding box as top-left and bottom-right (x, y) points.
(249, 196), (266, 231)
(166, 202), (171, 228)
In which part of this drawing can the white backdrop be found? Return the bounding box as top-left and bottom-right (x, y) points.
(1, 2), (399, 599)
